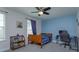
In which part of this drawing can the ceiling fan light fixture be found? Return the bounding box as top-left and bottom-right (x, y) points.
(38, 11), (43, 15)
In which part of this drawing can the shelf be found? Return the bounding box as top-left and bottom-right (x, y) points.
(12, 40), (25, 43)
(10, 35), (25, 50)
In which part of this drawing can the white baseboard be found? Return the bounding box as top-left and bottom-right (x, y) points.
(0, 47), (10, 52)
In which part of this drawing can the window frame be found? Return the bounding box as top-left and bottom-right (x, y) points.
(27, 19), (33, 37)
(0, 13), (5, 41)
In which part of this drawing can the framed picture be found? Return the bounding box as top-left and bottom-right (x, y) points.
(16, 21), (23, 28)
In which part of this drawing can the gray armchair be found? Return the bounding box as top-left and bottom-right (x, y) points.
(59, 30), (71, 49)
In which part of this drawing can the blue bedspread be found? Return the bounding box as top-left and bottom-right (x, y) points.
(42, 33), (49, 45)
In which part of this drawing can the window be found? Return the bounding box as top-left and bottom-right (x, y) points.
(27, 20), (33, 37)
(0, 13), (5, 41)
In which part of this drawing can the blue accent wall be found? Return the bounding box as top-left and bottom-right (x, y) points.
(42, 16), (77, 40)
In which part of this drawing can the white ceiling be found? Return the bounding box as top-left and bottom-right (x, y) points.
(6, 7), (79, 20)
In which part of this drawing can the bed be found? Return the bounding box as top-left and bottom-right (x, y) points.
(28, 33), (52, 48)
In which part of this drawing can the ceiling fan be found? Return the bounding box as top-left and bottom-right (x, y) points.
(31, 7), (51, 16)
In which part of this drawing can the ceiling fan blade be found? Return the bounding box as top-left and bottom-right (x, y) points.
(43, 7), (51, 11)
(31, 11), (38, 13)
(43, 12), (49, 15)
(35, 7), (41, 10)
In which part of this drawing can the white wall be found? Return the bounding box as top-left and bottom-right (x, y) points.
(76, 10), (79, 49)
(76, 11), (79, 37)
(36, 20), (41, 34)
(0, 7), (41, 51)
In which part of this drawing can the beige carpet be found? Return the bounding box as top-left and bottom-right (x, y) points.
(6, 43), (75, 52)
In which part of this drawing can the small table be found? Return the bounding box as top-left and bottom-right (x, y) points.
(70, 36), (79, 51)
